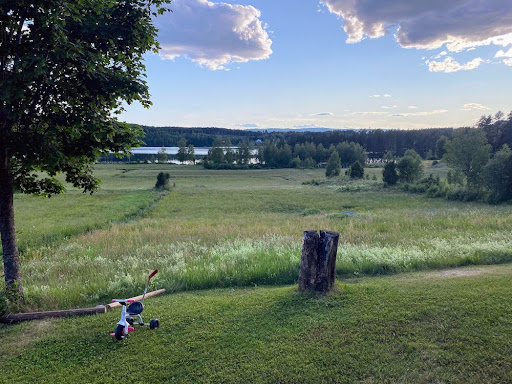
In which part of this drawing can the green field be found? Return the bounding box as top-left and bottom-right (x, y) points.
(4, 163), (512, 311)
(2, 163), (512, 383)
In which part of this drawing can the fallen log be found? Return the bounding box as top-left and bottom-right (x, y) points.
(106, 288), (167, 310)
(0, 288), (167, 324)
(1, 305), (107, 324)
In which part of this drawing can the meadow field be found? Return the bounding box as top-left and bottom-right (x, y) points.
(6, 162), (512, 311)
(2, 163), (512, 383)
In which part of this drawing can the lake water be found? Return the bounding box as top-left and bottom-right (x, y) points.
(130, 147), (211, 156)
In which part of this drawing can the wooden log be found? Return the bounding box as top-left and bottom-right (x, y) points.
(105, 288), (166, 310)
(298, 230), (340, 293)
(298, 230), (322, 291)
(1, 305), (107, 324)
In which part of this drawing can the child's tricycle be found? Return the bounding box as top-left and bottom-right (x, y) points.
(110, 269), (160, 340)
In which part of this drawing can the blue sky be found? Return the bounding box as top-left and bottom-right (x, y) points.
(120, 0), (512, 130)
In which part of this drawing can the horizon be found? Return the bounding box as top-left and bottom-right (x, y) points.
(120, 0), (512, 131)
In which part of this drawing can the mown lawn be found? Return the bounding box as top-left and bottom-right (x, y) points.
(2, 264), (512, 383)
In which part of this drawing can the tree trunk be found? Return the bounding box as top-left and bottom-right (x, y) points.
(298, 230), (340, 293)
(0, 150), (24, 299)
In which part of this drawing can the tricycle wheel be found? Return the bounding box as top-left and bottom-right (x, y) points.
(149, 318), (160, 330)
(114, 324), (126, 340)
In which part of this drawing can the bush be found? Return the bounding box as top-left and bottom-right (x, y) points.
(155, 172), (170, 189)
(348, 161), (364, 178)
(382, 161), (398, 185)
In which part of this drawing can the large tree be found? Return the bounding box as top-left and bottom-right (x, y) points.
(0, 0), (170, 300)
(443, 128), (491, 188)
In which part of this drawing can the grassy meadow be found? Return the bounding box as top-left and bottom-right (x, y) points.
(2, 162), (512, 383)
(3, 162), (512, 311)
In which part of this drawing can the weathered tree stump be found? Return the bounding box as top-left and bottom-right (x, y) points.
(298, 230), (340, 292)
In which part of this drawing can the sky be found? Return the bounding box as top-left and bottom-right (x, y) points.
(120, 0), (512, 130)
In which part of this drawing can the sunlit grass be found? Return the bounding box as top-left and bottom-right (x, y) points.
(6, 164), (512, 311)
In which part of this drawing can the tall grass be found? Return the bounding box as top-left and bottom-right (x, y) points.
(6, 165), (512, 311)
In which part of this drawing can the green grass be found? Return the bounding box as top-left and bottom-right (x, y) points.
(4, 164), (512, 311)
(2, 264), (512, 383)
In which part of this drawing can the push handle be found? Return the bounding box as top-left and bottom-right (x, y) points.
(148, 269), (158, 280)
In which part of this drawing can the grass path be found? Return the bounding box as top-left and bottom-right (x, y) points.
(2, 263), (512, 383)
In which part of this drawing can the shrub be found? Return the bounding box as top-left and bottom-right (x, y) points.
(382, 161), (398, 185)
(155, 172), (171, 189)
(348, 161), (364, 178)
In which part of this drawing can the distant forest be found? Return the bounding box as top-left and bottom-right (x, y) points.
(141, 126), (453, 158)
(139, 111), (512, 159)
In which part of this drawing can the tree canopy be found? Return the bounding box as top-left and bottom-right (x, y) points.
(0, 0), (171, 299)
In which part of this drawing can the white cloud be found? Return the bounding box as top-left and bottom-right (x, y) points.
(426, 57), (484, 73)
(234, 123), (260, 128)
(320, 0), (512, 52)
(370, 94), (381, 98)
(504, 58), (512, 66)
(155, 0), (272, 70)
(408, 106), (418, 109)
(311, 112), (334, 116)
(381, 105), (397, 109)
(383, 94), (392, 98)
(461, 103), (490, 111)
(495, 48), (512, 58)
(392, 109), (448, 117)
(294, 124), (324, 129)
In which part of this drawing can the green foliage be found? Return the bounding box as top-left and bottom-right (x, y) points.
(1, 0), (171, 195)
(436, 135), (449, 159)
(325, 151), (341, 178)
(177, 138), (188, 163)
(447, 169), (465, 186)
(209, 136), (225, 164)
(155, 172), (171, 189)
(348, 161), (364, 179)
(484, 144), (512, 203)
(397, 149), (424, 183)
(187, 145), (196, 164)
(157, 147), (168, 163)
(443, 128), (491, 188)
(382, 161), (398, 185)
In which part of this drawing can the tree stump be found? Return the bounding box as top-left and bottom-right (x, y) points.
(298, 230), (340, 292)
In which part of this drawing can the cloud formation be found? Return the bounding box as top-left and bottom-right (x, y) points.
(461, 103), (489, 111)
(426, 57), (484, 73)
(235, 123), (260, 128)
(392, 109), (448, 117)
(310, 112), (334, 116)
(321, 0), (512, 52)
(155, 0), (272, 70)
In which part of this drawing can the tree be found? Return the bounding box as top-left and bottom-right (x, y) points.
(435, 136), (448, 159)
(224, 138), (234, 164)
(397, 149), (423, 183)
(209, 136), (225, 164)
(348, 161), (364, 178)
(382, 161), (398, 185)
(177, 138), (188, 163)
(157, 147), (168, 163)
(187, 145), (195, 164)
(484, 145), (512, 203)
(443, 128), (491, 188)
(0, 0), (171, 299)
(325, 151), (341, 178)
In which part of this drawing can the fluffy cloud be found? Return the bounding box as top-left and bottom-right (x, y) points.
(461, 103), (490, 111)
(155, 0), (272, 70)
(320, 0), (512, 52)
(310, 112), (334, 116)
(426, 57), (484, 73)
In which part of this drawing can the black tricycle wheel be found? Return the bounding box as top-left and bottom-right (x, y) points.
(114, 324), (126, 340)
(149, 318), (160, 330)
